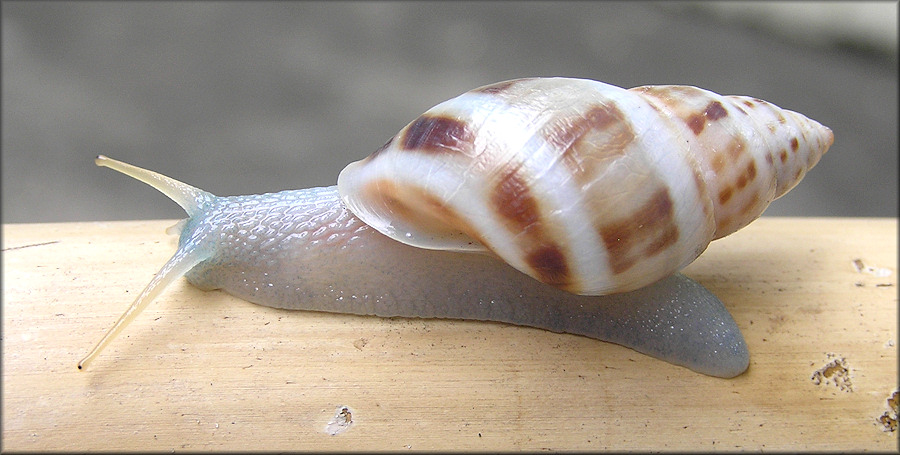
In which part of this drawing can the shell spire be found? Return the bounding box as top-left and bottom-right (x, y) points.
(337, 77), (832, 295)
(632, 85), (833, 238)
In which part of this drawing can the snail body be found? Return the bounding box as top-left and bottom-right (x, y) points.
(80, 77), (832, 377)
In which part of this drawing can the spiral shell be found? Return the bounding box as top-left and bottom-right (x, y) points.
(337, 77), (833, 295)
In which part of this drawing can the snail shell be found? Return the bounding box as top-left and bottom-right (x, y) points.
(338, 77), (832, 295)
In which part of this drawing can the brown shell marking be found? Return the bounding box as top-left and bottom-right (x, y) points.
(598, 188), (679, 275)
(359, 178), (482, 247)
(400, 114), (475, 156)
(491, 167), (571, 287)
(686, 100), (729, 135)
(717, 151), (757, 205)
(553, 103), (635, 188)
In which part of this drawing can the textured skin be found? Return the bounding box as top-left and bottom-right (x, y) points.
(338, 77), (833, 295)
(181, 186), (748, 378)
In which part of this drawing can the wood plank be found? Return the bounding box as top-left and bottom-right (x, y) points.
(2, 217), (897, 451)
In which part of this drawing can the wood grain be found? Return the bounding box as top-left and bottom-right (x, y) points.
(2, 217), (897, 451)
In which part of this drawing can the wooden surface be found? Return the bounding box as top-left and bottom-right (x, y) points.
(3, 217), (897, 451)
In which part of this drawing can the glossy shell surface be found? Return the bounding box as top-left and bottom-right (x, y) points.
(337, 77), (833, 295)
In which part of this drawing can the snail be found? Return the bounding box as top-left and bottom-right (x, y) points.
(79, 77), (832, 377)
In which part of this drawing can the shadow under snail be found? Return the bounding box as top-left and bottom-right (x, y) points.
(79, 77), (833, 377)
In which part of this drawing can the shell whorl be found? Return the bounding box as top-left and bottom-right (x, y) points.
(337, 77), (833, 295)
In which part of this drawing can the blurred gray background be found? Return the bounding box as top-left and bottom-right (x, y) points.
(3, 1), (897, 223)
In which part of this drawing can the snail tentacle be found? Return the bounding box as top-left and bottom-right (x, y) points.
(95, 155), (213, 218)
(80, 157), (217, 369)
